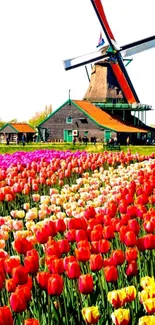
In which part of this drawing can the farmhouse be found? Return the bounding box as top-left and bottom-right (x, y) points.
(0, 123), (36, 143)
(38, 99), (149, 145)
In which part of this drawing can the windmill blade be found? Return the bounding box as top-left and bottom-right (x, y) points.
(121, 36), (155, 57)
(90, 0), (116, 48)
(89, 0), (139, 103)
(63, 45), (109, 70)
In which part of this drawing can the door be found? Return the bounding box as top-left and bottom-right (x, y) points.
(105, 130), (111, 143)
(64, 130), (73, 142)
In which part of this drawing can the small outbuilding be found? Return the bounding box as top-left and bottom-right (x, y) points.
(0, 123), (36, 144)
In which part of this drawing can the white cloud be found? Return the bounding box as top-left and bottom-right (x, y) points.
(0, 0), (154, 125)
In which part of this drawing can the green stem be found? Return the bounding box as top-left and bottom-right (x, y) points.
(48, 295), (52, 325)
(74, 279), (82, 323)
(98, 272), (105, 309)
(63, 292), (69, 325)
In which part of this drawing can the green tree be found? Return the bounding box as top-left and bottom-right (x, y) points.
(0, 119), (6, 129)
(8, 119), (18, 123)
(28, 105), (52, 129)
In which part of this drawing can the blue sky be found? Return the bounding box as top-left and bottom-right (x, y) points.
(0, 0), (154, 125)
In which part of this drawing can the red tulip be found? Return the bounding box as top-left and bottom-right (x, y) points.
(119, 226), (130, 243)
(128, 219), (140, 234)
(137, 237), (145, 251)
(66, 261), (81, 279)
(26, 249), (39, 260)
(75, 229), (87, 242)
(32, 183), (39, 191)
(136, 205), (147, 219)
(88, 219), (98, 230)
(125, 247), (138, 262)
(45, 255), (58, 271)
(102, 226), (114, 240)
(90, 254), (103, 272)
(55, 219), (66, 233)
(126, 261), (138, 277)
(47, 274), (64, 296)
(77, 240), (90, 250)
(98, 239), (111, 254)
(75, 247), (90, 262)
(84, 207), (96, 220)
(15, 284), (31, 302)
(136, 194), (149, 205)
(24, 255), (39, 274)
(120, 215), (130, 226)
(5, 278), (16, 293)
(44, 221), (57, 237)
(0, 192), (5, 202)
(10, 291), (27, 313)
(124, 231), (137, 247)
(63, 256), (76, 271)
(111, 250), (125, 266)
(78, 274), (94, 294)
(91, 241), (99, 254)
(50, 258), (64, 275)
(65, 229), (76, 242)
(144, 234), (155, 250)
(45, 241), (60, 257)
(104, 266), (118, 282)
(126, 205), (137, 218)
(67, 218), (83, 230)
(35, 227), (49, 244)
(118, 201), (128, 214)
(14, 237), (33, 255)
(125, 193), (134, 205)
(24, 319), (39, 325)
(12, 265), (28, 285)
(0, 306), (13, 325)
(4, 257), (20, 274)
(58, 239), (70, 254)
(143, 220), (155, 233)
(36, 272), (51, 291)
(0, 273), (5, 291)
(90, 229), (102, 241)
(103, 257), (114, 267)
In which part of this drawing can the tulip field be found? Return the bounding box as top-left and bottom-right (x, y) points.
(1, 149), (155, 324)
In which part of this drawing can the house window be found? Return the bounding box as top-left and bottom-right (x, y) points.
(79, 117), (88, 124)
(66, 116), (73, 124)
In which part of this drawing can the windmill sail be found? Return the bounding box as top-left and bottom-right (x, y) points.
(63, 45), (109, 70)
(123, 37), (155, 57)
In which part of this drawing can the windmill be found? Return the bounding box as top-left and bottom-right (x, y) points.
(63, 0), (155, 128)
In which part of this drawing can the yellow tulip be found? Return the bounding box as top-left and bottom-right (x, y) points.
(108, 290), (126, 308)
(82, 306), (100, 324)
(143, 298), (155, 314)
(124, 286), (136, 302)
(139, 289), (152, 304)
(138, 315), (155, 325)
(140, 276), (155, 289)
(111, 308), (130, 325)
(16, 210), (25, 219)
